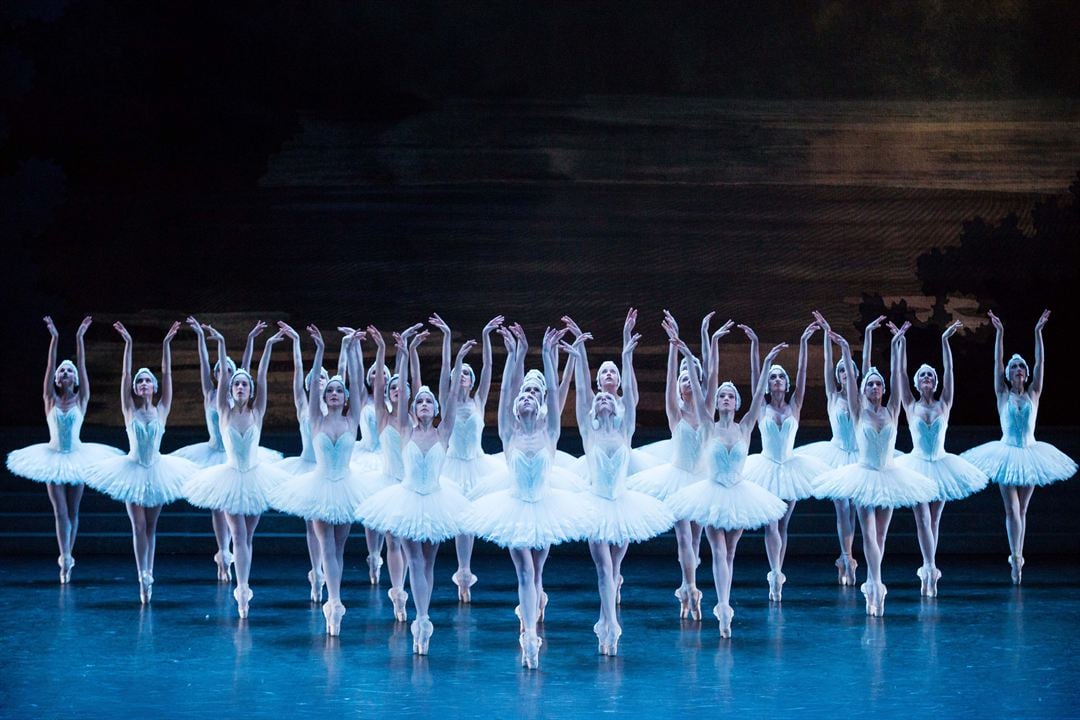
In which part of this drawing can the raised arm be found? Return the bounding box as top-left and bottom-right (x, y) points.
(542, 327), (565, 442)
(336, 332), (350, 379)
(508, 323), (529, 399)
(792, 321), (818, 412)
(567, 332), (594, 434)
(496, 326), (519, 447)
(367, 326), (389, 428)
(442, 340), (476, 441)
(42, 316), (60, 405)
(254, 329), (284, 418)
(621, 328), (640, 439)
(863, 315), (885, 383)
(186, 316), (213, 399)
(204, 325), (230, 416)
(277, 321), (306, 413)
(940, 319), (962, 409)
(741, 343), (788, 435)
(429, 313), (453, 410)
(241, 320), (267, 373)
(1030, 309), (1050, 397)
(831, 331), (860, 419)
(705, 319), (734, 415)
(346, 330), (365, 424)
(75, 316), (92, 408)
(699, 311), (714, 378)
(114, 321), (135, 415)
(562, 315), (594, 407)
(813, 311), (838, 401)
(557, 345), (575, 413)
(621, 308), (640, 408)
(887, 321), (914, 409)
(392, 330), (411, 435)
(888, 322), (910, 416)
(408, 329), (429, 399)
(988, 310), (1006, 398)
(476, 315), (503, 408)
(306, 325), (327, 426)
(158, 321), (181, 420)
(661, 316), (681, 430)
(738, 324), (760, 390)
(674, 337), (709, 428)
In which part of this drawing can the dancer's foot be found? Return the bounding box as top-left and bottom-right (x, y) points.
(213, 550), (233, 583)
(861, 581), (886, 617)
(59, 555), (75, 584)
(1009, 555), (1024, 585)
(388, 588), (409, 622)
(234, 584), (252, 619)
(593, 620), (608, 654)
(917, 565), (930, 596)
(451, 569), (478, 603)
(605, 622), (622, 656)
(367, 553), (384, 585)
(322, 601), (346, 636)
(139, 571), (154, 605)
(675, 585), (700, 620)
(713, 604), (734, 639)
(307, 569), (325, 604)
(520, 631), (542, 669)
(836, 554), (856, 586)
(767, 571), (786, 603)
(846, 556), (858, 587)
(411, 616), (433, 655)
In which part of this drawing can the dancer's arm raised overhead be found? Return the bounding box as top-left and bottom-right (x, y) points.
(566, 330), (595, 437)
(278, 321), (307, 417)
(346, 329), (365, 426)
(988, 310), (1007, 402)
(940, 319), (962, 410)
(741, 343), (789, 440)
(429, 312), (453, 410)
(496, 326), (518, 448)
(367, 326), (390, 431)
(557, 341), (575, 413)
(863, 315), (886, 384)
(205, 324), (230, 418)
(42, 316), (60, 407)
(187, 316), (214, 403)
(440, 340), (475, 442)
(1030, 309), (1050, 399)
(562, 315), (594, 407)
(887, 322), (910, 419)
(738, 323), (761, 392)
(621, 326), (641, 441)
(242, 320), (267, 373)
(74, 316), (92, 410)
(705, 317), (734, 413)
(157, 321), (181, 422)
(306, 325), (328, 427)
(887, 321), (914, 410)
(669, 334), (709, 429)
(831, 331), (861, 421)
(114, 322), (135, 416)
(476, 315), (503, 409)
(661, 313), (683, 433)
(791, 321), (819, 416)
(542, 327), (566, 444)
(253, 327), (284, 419)
(621, 308), (640, 410)
(813, 311), (841, 402)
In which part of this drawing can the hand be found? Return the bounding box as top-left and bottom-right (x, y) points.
(737, 324), (758, 343)
(164, 321), (181, 344)
(511, 323), (528, 353)
(1035, 309), (1051, 332)
(828, 330), (849, 350)
(812, 310), (831, 333)
(428, 313), (450, 335)
(801, 321), (819, 342)
(266, 329), (286, 345)
(409, 329), (430, 350)
(942, 319), (963, 339)
(623, 332), (641, 355)
(186, 316), (204, 336)
(987, 310), (1003, 332)
(764, 342), (789, 364)
(568, 331), (592, 354)
(337, 326), (356, 336)
(887, 321), (911, 339)
(201, 324), (224, 342)
(699, 310), (714, 338)
(561, 315), (582, 337)
(483, 315), (504, 335)
(623, 307), (637, 341)
(366, 325), (385, 351)
(399, 323), (424, 342)
(542, 326), (567, 354)
(670, 337), (691, 357)
(497, 325), (516, 353)
(712, 319), (734, 342)
(277, 321), (300, 341)
(661, 316), (679, 342)
(77, 316), (93, 338)
(456, 339), (477, 363)
(113, 321), (132, 342)
(247, 320), (267, 340)
(350, 328), (366, 344)
(307, 324), (325, 349)
(44, 316), (59, 338)
(392, 332), (408, 352)
(866, 315), (886, 332)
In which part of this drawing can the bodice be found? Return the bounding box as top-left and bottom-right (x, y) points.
(47, 405), (84, 453)
(380, 425), (405, 481)
(706, 437), (748, 487)
(222, 424), (261, 472)
(357, 404), (380, 452)
(759, 415), (797, 462)
(828, 401), (858, 452)
(856, 421), (898, 470)
(670, 419), (705, 472)
(126, 418), (164, 467)
(1000, 396), (1037, 448)
(401, 442), (446, 495)
(313, 431), (357, 481)
(586, 444), (629, 500)
(204, 405), (224, 450)
(505, 448), (553, 502)
(448, 408), (483, 460)
(298, 416), (316, 463)
(908, 415), (947, 461)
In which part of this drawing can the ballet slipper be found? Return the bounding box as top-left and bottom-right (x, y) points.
(767, 571), (786, 603)
(713, 604), (734, 639)
(846, 556), (859, 587)
(411, 616), (433, 655)
(139, 571), (154, 604)
(234, 584), (253, 618)
(861, 581), (886, 617)
(594, 620), (608, 654)
(836, 554), (856, 586)
(929, 567), (941, 598)
(520, 630), (542, 669)
(213, 550), (233, 583)
(1009, 555), (1024, 585)
(451, 569), (478, 603)
(388, 588), (409, 622)
(59, 555), (75, 584)
(308, 569), (325, 604)
(322, 601), (346, 636)
(367, 554), (384, 585)
(605, 622), (622, 656)
(917, 565), (930, 597)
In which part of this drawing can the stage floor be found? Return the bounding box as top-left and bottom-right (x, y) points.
(2, 551), (1077, 718)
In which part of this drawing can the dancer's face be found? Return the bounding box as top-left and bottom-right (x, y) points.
(916, 367), (937, 394)
(863, 376), (884, 403)
(318, 371), (329, 393)
(515, 392), (538, 418)
(837, 366), (848, 386)
(1007, 360), (1027, 387)
(593, 392), (616, 418)
(678, 372), (693, 400)
(324, 381), (345, 409)
(414, 393), (435, 420)
(55, 364), (76, 388)
(460, 370), (474, 391)
(716, 388), (738, 412)
(769, 368), (788, 396)
(134, 374), (155, 398)
(597, 362), (620, 393)
(388, 378), (401, 403)
(231, 375), (251, 403)
(521, 382), (545, 402)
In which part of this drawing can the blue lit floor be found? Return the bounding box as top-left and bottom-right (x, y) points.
(2, 549), (1077, 719)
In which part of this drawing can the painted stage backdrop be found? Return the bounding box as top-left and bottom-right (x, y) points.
(3, 2), (1078, 430)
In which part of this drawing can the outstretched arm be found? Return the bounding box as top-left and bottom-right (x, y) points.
(278, 322), (306, 415)
(476, 315), (503, 409)
(887, 321), (914, 409)
(741, 343), (788, 437)
(159, 321), (181, 420)
(621, 308), (640, 408)
(42, 316), (60, 405)
(661, 315), (681, 430)
(557, 347), (575, 413)
(114, 322), (135, 415)
(863, 315), (885, 382)
(75, 316), (92, 408)
(562, 315), (594, 407)
(393, 331), (411, 435)
(621, 327), (640, 439)
(241, 321), (267, 373)
(186, 316), (213, 399)
(205, 325), (230, 417)
(705, 319), (734, 416)
(792, 321), (818, 412)
(567, 332), (594, 435)
(429, 313), (453, 411)
(307, 325), (327, 426)
(831, 331), (860, 420)
(738, 324), (760, 390)
(1031, 309), (1050, 397)
(367, 326), (389, 429)
(496, 326), (518, 447)
(940, 320), (962, 409)
(542, 327), (566, 443)
(813, 311), (838, 401)
(887, 322), (910, 417)
(988, 310), (1006, 398)
(254, 329), (283, 418)
(346, 330), (365, 424)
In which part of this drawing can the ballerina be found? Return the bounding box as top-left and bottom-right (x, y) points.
(6, 316), (123, 583)
(814, 324), (936, 616)
(181, 324), (288, 618)
(665, 331), (788, 638)
(565, 328), (673, 654)
(357, 327), (471, 655)
(795, 312), (884, 586)
(270, 326), (375, 635)
(961, 310), (1076, 584)
(428, 312), (505, 602)
(465, 326), (585, 669)
(628, 311), (732, 619)
(171, 317), (281, 584)
(83, 321), (198, 603)
(893, 320), (988, 596)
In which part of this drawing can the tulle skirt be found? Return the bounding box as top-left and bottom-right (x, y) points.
(182, 462), (289, 515)
(666, 477), (788, 530)
(895, 452), (989, 501)
(357, 482), (470, 543)
(638, 438), (674, 461)
(170, 442), (282, 468)
(580, 489), (675, 544)
(626, 463), (704, 500)
(350, 445), (382, 473)
(84, 454), (197, 506)
(276, 455), (317, 476)
(271, 467), (388, 525)
(441, 453), (503, 500)
(464, 487), (587, 549)
(794, 440), (858, 469)
(7, 442), (123, 485)
(814, 462), (937, 508)
(743, 454), (831, 501)
(961, 441), (1077, 487)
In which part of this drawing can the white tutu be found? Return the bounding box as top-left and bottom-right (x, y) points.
(441, 453), (503, 500)
(553, 449), (581, 470)
(895, 452), (988, 501)
(84, 453), (195, 506)
(638, 438), (674, 461)
(814, 463), (937, 508)
(350, 445), (382, 473)
(743, 453), (830, 501)
(171, 442), (282, 468)
(961, 441), (1077, 487)
(271, 466), (386, 525)
(277, 455), (318, 476)
(7, 442), (123, 485)
(795, 440), (858, 469)
(464, 486), (586, 548)
(626, 463), (703, 500)
(580, 489), (674, 544)
(357, 480), (469, 542)
(666, 477), (787, 530)
(183, 462), (289, 515)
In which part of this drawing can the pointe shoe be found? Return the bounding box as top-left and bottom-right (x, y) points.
(322, 601), (346, 636)
(234, 584), (253, 619)
(713, 604), (734, 639)
(452, 569), (478, 603)
(520, 631), (542, 669)
(674, 585), (701, 620)
(861, 581), (886, 617)
(615, 574), (624, 605)
(213, 550), (233, 583)
(605, 623), (622, 656)
(367, 554), (384, 585)
(388, 588), (409, 622)
(1009, 555), (1024, 585)
(308, 569), (325, 604)
(59, 555), (75, 584)
(139, 571), (154, 604)
(917, 565), (941, 598)
(594, 620), (608, 654)
(836, 554), (857, 586)
(846, 556), (859, 587)
(929, 567), (941, 597)
(411, 616), (433, 655)
(767, 571), (786, 603)
(835, 555), (846, 585)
